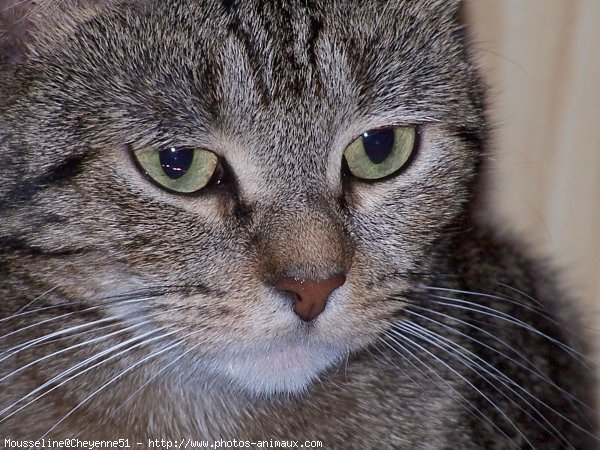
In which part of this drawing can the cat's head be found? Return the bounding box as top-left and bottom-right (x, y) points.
(0, 0), (484, 395)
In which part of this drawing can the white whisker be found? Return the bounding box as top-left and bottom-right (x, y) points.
(0, 319), (154, 383)
(403, 306), (594, 416)
(0, 317), (118, 362)
(430, 295), (590, 366)
(386, 325), (534, 448)
(426, 285), (587, 343)
(379, 333), (520, 448)
(395, 321), (573, 448)
(41, 328), (203, 438)
(15, 285), (62, 314)
(0, 297), (150, 340)
(0, 326), (183, 422)
(111, 329), (207, 413)
(0, 304), (188, 362)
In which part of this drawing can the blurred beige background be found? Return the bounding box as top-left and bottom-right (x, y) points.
(464, 1), (600, 330)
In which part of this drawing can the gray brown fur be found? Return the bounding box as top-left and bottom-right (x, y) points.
(0, 0), (596, 448)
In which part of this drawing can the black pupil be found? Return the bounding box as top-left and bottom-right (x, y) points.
(361, 129), (394, 164)
(159, 147), (194, 179)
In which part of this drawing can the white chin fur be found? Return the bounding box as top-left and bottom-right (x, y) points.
(210, 341), (345, 396)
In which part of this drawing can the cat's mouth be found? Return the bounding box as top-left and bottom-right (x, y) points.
(204, 338), (347, 395)
(135, 281), (381, 395)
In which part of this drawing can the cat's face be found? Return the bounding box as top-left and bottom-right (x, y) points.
(0, 0), (484, 395)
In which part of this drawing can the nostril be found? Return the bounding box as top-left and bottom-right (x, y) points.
(280, 289), (301, 305)
(273, 274), (346, 322)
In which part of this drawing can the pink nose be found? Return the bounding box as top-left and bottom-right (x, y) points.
(273, 275), (346, 322)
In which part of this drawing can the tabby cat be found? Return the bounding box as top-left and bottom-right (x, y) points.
(0, 0), (596, 448)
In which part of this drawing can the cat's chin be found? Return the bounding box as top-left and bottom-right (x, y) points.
(208, 341), (346, 396)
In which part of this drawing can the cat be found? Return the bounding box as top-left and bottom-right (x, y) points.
(0, 0), (597, 448)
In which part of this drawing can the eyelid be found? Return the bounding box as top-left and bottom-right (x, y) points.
(348, 123), (421, 146)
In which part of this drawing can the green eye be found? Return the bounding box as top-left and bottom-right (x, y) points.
(343, 126), (416, 180)
(133, 146), (219, 194)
